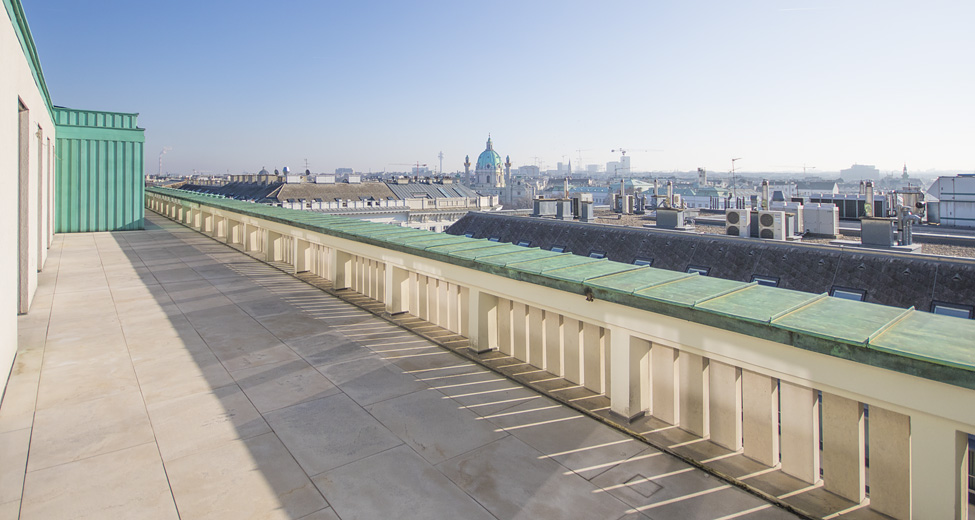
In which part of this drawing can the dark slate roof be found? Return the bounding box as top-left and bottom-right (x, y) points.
(446, 213), (975, 313)
(386, 182), (478, 200)
(268, 182), (397, 202)
(181, 182), (282, 201)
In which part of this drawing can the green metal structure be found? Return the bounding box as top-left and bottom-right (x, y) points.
(54, 107), (145, 232)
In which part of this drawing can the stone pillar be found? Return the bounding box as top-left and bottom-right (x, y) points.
(387, 266), (410, 314)
(780, 381), (820, 484)
(417, 275), (429, 321)
(742, 370), (779, 467)
(582, 322), (603, 394)
(459, 286), (470, 338)
(376, 262), (386, 303)
(408, 272), (419, 316)
(678, 352), (709, 437)
(512, 301), (529, 363)
(438, 280), (449, 328)
(651, 344), (679, 425)
(868, 406), (911, 519)
(527, 306), (545, 367)
(609, 331), (648, 421)
(296, 240), (309, 272)
(445, 283), (459, 333)
(427, 278), (439, 324)
(562, 318), (582, 385)
(544, 310), (562, 375)
(909, 414), (968, 519)
(822, 392), (865, 503)
(709, 360), (742, 451)
(497, 298), (513, 356)
(468, 289), (498, 354)
(333, 250), (353, 290)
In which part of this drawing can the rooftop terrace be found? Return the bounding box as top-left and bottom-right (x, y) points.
(0, 214), (801, 519)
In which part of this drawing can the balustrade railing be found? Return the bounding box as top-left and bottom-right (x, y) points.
(148, 187), (975, 519)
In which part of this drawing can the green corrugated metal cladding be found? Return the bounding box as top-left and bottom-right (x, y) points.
(54, 107), (145, 232)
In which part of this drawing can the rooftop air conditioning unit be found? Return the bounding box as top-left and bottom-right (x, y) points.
(725, 209), (750, 236)
(758, 210), (786, 240)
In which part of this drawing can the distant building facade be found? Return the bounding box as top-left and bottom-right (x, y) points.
(840, 164), (880, 181)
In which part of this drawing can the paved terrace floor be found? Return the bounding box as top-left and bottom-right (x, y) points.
(0, 214), (800, 520)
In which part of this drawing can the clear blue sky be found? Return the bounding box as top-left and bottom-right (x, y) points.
(23, 0), (975, 176)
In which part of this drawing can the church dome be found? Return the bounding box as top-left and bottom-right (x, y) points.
(475, 137), (502, 171)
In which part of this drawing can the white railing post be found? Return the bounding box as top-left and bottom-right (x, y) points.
(468, 289), (498, 354)
(651, 343), (679, 425)
(709, 360), (743, 451)
(910, 414), (969, 519)
(868, 406), (911, 519)
(678, 352), (709, 437)
(742, 369), (780, 467)
(780, 381), (820, 484)
(822, 392), (865, 503)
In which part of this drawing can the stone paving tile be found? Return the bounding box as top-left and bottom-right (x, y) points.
(264, 393), (403, 476)
(436, 435), (645, 520)
(0, 500), (19, 520)
(297, 508), (342, 520)
(288, 330), (374, 367)
(484, 397), (647, 480)
(148, 383), (271, 462)
(34, 347), (140, 411)
(365, 387), (509, 465)
(231, 358), (341, 414)
(27, 390), (155, 472)
(0, 428), (30, 505)
(165, 432), (326, 520)
(20, 442), (178, 520)
(315, 353), (428, 406)
(313, 444), (495, 520)
(131, 345), (236, 406)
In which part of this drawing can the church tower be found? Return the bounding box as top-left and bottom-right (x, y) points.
(474, 135), (505, 188)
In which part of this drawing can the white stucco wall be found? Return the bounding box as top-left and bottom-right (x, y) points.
(1, 7), (55, 393)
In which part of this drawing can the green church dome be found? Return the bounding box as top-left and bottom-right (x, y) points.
(476, 137), (502, 171)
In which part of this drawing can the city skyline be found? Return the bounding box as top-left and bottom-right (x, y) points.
(24, 0), (975, 175)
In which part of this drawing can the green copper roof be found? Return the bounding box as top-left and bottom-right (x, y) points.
(475, 137), (502, 171)
(148, 187), (975, 390)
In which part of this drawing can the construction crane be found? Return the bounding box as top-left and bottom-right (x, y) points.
(390, 162), (428, 177)
(611, 148), (648, 156)
(575, 148), (592, 167)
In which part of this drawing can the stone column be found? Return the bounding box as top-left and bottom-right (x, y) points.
(868, 406), (910, 519)
(544, 310), (562, 375)
(651, 344), (679, 425)
(909, 414), (968, 519)
(497, 298), (513, 356)
(822, 392), (865, 503)
(582, 322), (603, 394)
(709, 360), (742, 451)
(678, 352), (709, 437)
(780, 381), (820, 483)
(562, 318), (583, 385)
(527, 306), (545, 367)
(417, 275), (429, 321)
(438, 280), (449, 328)
(386, 266), (409, 314)
(468, 289), (498, 354)
(512, 301), (529, 363)
(609, 331), (648, 421)
(742, 370), (779, 467)
(332, 250), (353, 290)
